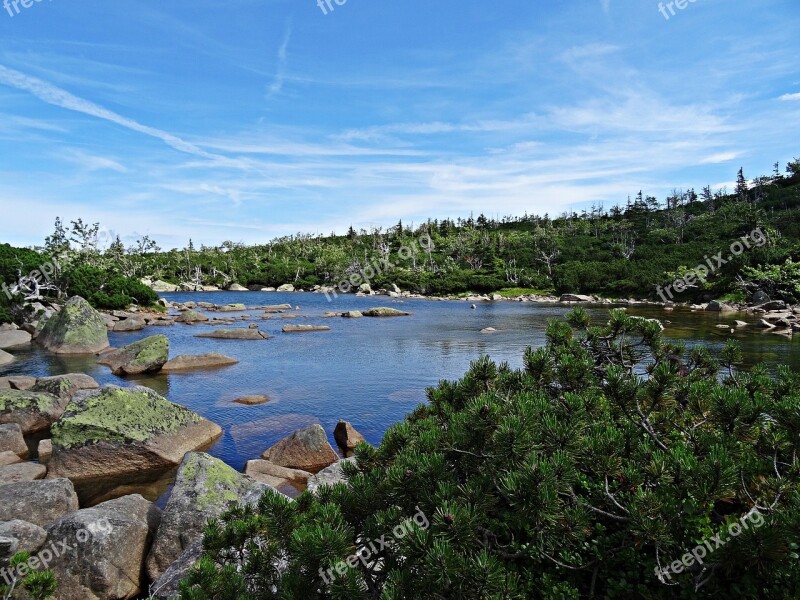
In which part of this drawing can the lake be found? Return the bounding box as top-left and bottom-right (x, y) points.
(2, 292), (798, 504)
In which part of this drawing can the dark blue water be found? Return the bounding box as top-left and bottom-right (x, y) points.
(3, 293), (798, 493)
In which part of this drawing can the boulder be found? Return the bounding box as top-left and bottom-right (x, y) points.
(277, 284), (295, 292)
(31, 373), (99, 400)
(227, 284), (249, 292)
(218, 303), (246, 312)
(262, 424), (339, 473)
(234, 395), (270, 406)
(38, 439), (53, 464)
(0, 389), (66, 434)
(0, 478), (79, 526)
(244, 460), (311, 496)
(47, 386), (222, 505)
(0, 350), (14, 366)
(306, 458), (356, 494)
(358, 283), (373, 295)
(113, 318), (147, 332)
(161, 353), (239, 372)
(44, 494), (161, 600)
(148, 537), (204, 600)
(146, 452), (276, 581)
(0, 329), (32, 350)
(363, 307), (411, 317)
(0, 451), (23, 466)
(706, 300), (736, 312)
(333, 420), (366, 451)
(97, 335), (169, 376)
(0, 423), (28, 458)
(36, 296), (109, 354)
(262, 304), (293, 310)
(757, 300), (787, 311)
(560, 294), (593, 302)
(175, 310), (209, 324)
(195, 328), (270, 340)
(0, 376), (36, 390)
(750, 290), (770, 305)
(0, 462), (46, 485)
(282, 325), (331, 333)
(343, 311), (363, 318)
(151, 280), (180, 293)
(0, 520), (46, 565)
(757, 319), (776, 329)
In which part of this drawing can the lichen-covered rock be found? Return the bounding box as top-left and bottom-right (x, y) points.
(175, 310), (209, 323)
(161, 353), (238, 372)
(0, 461), (46, 486)
(146, 452), (276, 581)
(195, 328), (270, 340)
(45, 494), (161, 600)
(262, 424), (339, 473)
(0, 478), (79, 526)
(36, 296), (109, 354)
(0, 423), (28, 458)
(31, 373), (99, 400)
(0, 520), (47, 566)
(97, 335), (169, 376)
(0, 389), (66, 434)
(47, 386), (222, 505)
(363, 307), (411, 317)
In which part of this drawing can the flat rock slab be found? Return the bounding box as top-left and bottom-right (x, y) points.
(363, 307), (411, 317)
(176, 310), (209, 323)
(0, 461), (47, 486)
(162, 353), (239, 372)
(217, 304), (246, 312)
(0, 478), (79, 526)
(234, 395), (270, 406)
(245, 459), (310, 497)
(0, 350), (14, 366)
(282, 325), (331, 333)
(0, 376), (37, 390)
(0, 329), (32, 350)
(195, 329), (271, 340)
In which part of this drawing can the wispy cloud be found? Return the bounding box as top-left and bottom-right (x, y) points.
(779, 92), (800, 101)
(267, 19), (293, 99)
(600, 0), (611, 15)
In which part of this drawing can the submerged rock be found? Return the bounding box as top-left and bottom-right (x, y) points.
(161, 353), (239, 372)
(47, 386), (222, 504)
(146, 452), (276, 581)
(234, 395), (270, 406)
(262, 424), (339, 473)
(36, 296), (109, 354)
(97, 335), (169, 376)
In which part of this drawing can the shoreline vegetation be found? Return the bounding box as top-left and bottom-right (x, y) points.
(2, 162), (800, 327)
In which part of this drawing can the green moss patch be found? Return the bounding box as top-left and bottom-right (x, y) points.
(0, 390), (58, 414)
(52, 386), (201, 449)
(181, 454), (243, 510)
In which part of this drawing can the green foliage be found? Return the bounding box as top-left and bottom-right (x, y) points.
(179, 310), (800, 599)
(65, 265), (158, 309)
(741, 259), (800, 304)
(0, 551), (57, 600)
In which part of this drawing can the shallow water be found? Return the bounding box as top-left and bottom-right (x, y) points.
(2, 293), (797, 504)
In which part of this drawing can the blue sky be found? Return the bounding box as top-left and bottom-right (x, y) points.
(0, 0), (798, 249)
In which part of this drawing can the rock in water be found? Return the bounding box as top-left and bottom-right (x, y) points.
(262, 424), (339, 473)
(195, 328), (271, 340)
(45, 494), (161, 600)
(0, 389), (65, 434)
(36, 296), (109, 354)
(97, 335), (169, 376)
(333, 420), (366, 451)
(0, 329), (31, 350)
(112, 317), (147, 332)
(0, 478), (79, 526)
(0, 350), (14, 366)
(362, 307), (411, 317)
(282, 324), (331, 333)
(47, 385), (222, 505)
(175, 310), (209, 323)
(161, 353), (239, 372)
(146, 452), (276, 581)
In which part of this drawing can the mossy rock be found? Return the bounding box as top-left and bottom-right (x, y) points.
(51, 385), (201, 450)
(37, 296), (109, 354)
(97, 335), (169, 376)
(0, 389), (66, 434)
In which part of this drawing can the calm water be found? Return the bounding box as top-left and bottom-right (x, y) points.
(3, 293), (798, 502)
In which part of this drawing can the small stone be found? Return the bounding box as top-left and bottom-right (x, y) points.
(333, 420), (366, 451)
